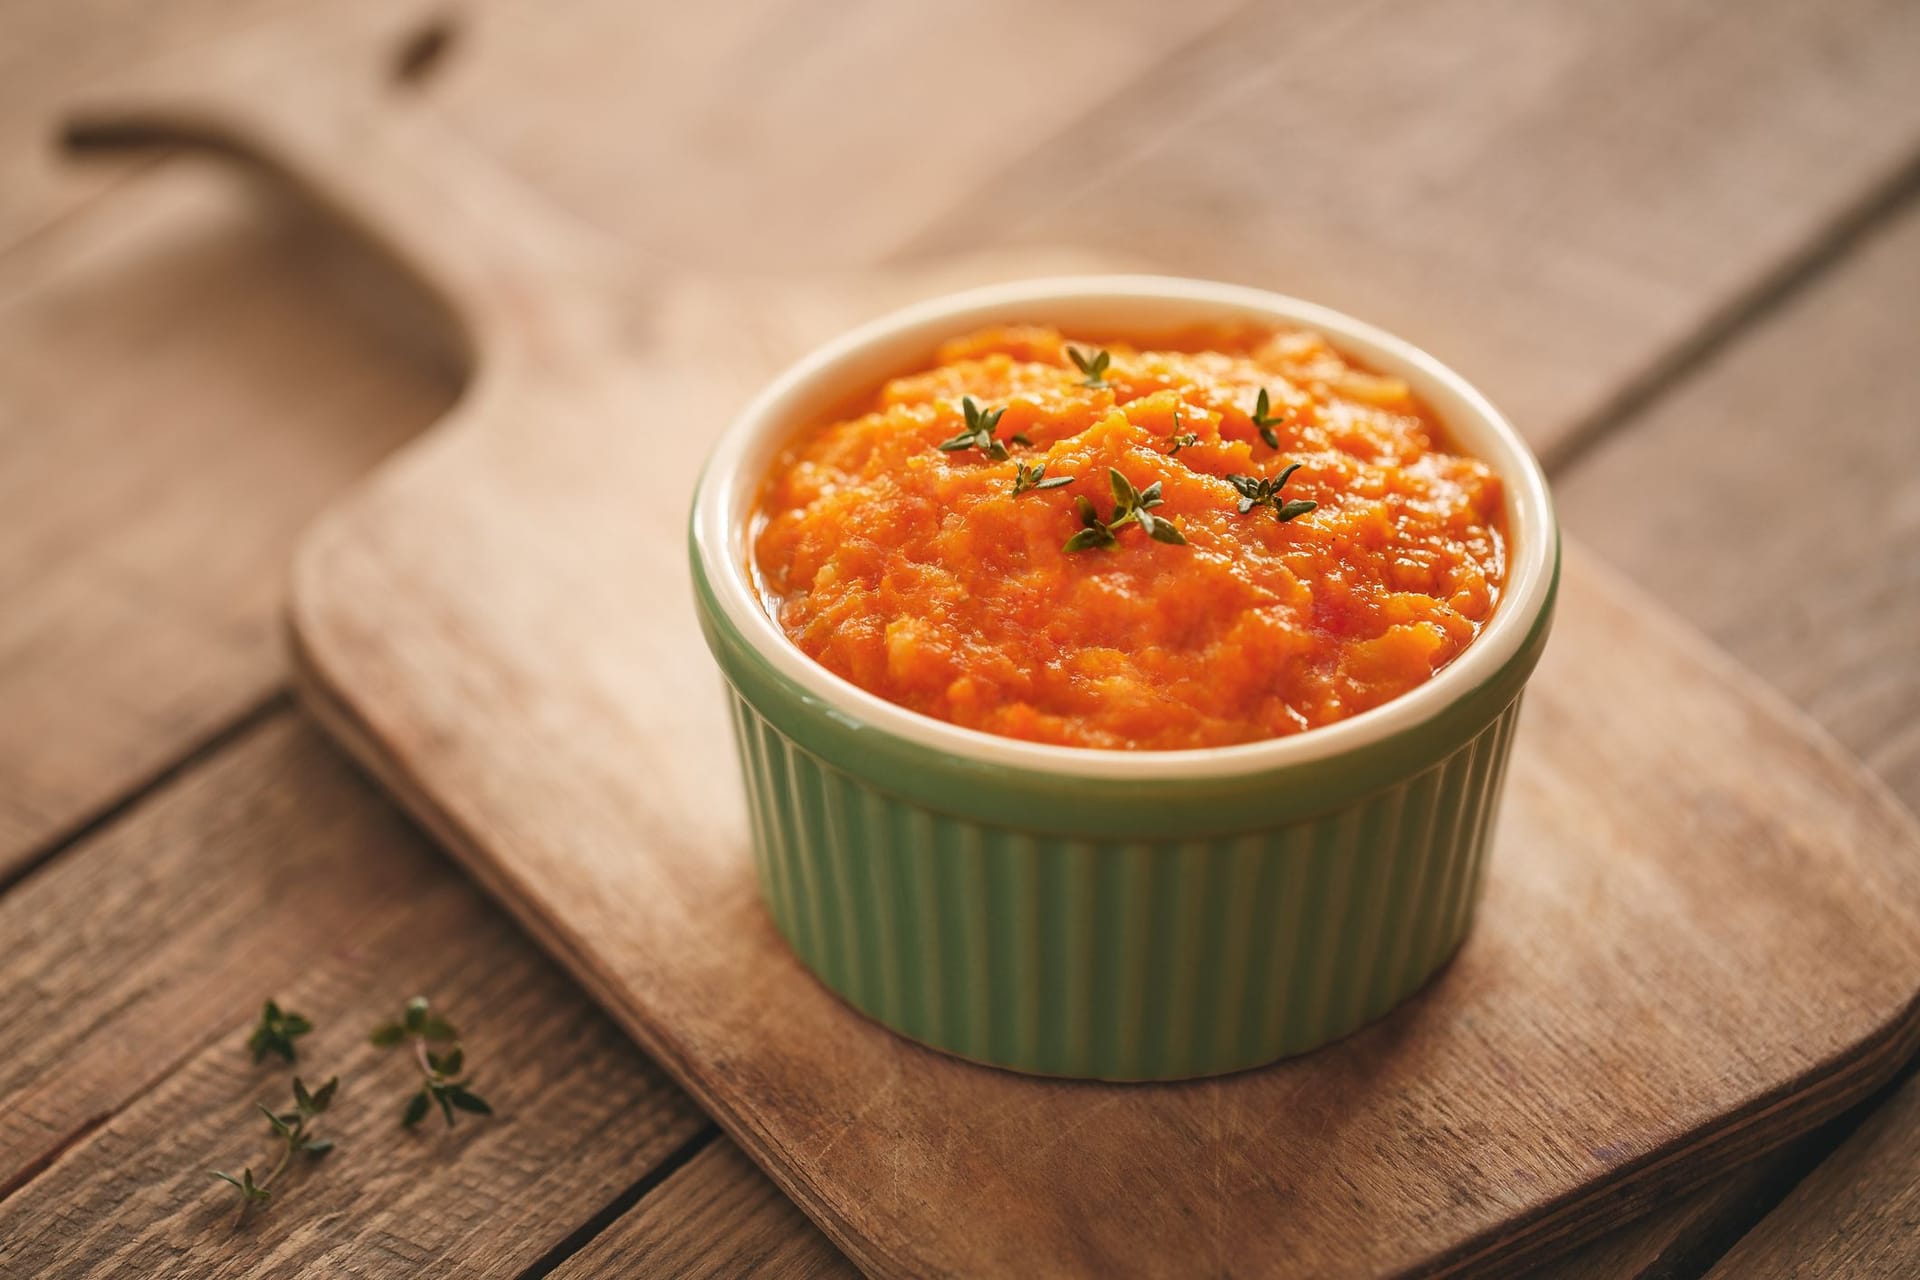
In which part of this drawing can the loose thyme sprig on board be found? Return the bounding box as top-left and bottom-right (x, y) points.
(1011, 460), (1074, 496)
(1064, 468), (1189, 552)
(370, 997), (493, 1129)
(1250, 388), (1287, 449)
(1228, 462), (1317, 523)
(1068, 346), (1111, 389)
(245, 1000), (313, 1065)
(210, 1075), (337, 1221)
(938, 396), (1027, 461)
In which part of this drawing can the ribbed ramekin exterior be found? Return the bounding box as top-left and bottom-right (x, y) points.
(726, 689), (1524, 1080)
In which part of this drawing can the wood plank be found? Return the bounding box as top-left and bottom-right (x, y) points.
(1706, 1072), (1920, 1278)
(887, 0), (1920, 462)
(0, 0), (449, 251)
(0, 711), (710, 1276)
(0, 161), (457, 883)
(1548, 186), (1920, 1278)
(1556, 196), (1920, 810)
(551, 1142), (856, 1280)
(1535, 1175), (1776, 1279)
(0, 0), (291, 251)
(618, 1101), (1879, 1280)
(591, 1122), (1846, 1279)
(622, 1144), (1797, 1278)
(428, 0), (1246, 270)
(589, 1127), (1841, 1280)
(1533, 1121), (1852, 1280)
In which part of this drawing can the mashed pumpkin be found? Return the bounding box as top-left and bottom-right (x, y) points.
(751, 324), (1506, 750)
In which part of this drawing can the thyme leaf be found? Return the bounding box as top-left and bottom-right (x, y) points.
(1226, 462), (1317, 523)
(1011, 460), (1074, 496)
(1068, 346), (1112, 389)
(1250, 388), (1288, 450)
(371, 997), (493, 1130)
(210, 1075), (338, 1223)
(1165, 407), (1199, 456)
(245, 1000), (313, 1065)
(937, 397), (1018, 461)
(1063, 468), (1189, 551)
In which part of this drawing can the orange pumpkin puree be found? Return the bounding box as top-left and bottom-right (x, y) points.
(752, 325), (1506, 750)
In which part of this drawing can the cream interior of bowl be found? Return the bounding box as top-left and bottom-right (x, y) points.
(692, 276), (1558, 780)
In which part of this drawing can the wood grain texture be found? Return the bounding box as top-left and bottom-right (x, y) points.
(0, 712), (709, 1277)
(0, 0), (457, 254)
(597, 1118), (1844, 1280)
(0, 162), (456, 883)
(1705, 1072), (1920, 1279)
(0, 0), (291, 249)
(551, 1141), (857, 1280)
(1531, 1125), (1841, 1280)
(1545, 190), (1920, 1280)
(891, 0), (1920, 462)
(1557, 197), (1920, 810)
(0, 0), (469, 881)
(428, 0), (1247, 271)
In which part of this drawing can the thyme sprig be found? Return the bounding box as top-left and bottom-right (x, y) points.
(938, 397), (1027, 461)
(1165, 406), (1199, 456)
(370, 997), (493, 1129)
(246, 1000), (312, 1065)
(210, 1075), (337, 1221)
(1068, 346), (1111, 389)
(1228, 462), (1317, 523)
(1064, 468), (1189, 552)
(1011, 460), (1073, 496)
(1064, 496), (1118, 552)
(1250, 388), (1287, 449)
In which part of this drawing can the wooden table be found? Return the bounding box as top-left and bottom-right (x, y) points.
(3, 2), (1917, 1275)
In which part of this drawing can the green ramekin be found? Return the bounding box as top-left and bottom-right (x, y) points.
(691, 277), (1559, 1080)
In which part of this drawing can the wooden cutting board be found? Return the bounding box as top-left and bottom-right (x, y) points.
(73, 52), (1920, 1278)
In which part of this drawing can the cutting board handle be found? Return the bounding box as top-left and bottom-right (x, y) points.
(62, 10), (613, 374)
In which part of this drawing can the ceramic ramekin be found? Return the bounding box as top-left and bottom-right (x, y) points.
(690, 277), (1559, 1080)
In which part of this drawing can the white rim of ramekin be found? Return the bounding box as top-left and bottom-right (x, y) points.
(693, 276), (1557, 781)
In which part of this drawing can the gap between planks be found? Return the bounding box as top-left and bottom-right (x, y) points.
(514, 1123), (721, 1280)
(0, 689), (288, 897)
(1540, 141), (1920, 478)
